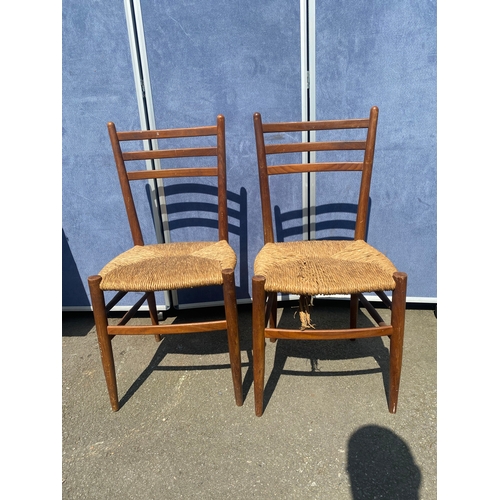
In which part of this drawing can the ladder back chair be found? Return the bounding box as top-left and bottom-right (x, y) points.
(88, 114), (242, 411)
(252, 106), (407, 416)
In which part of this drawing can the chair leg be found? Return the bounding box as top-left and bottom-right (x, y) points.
(88, 275), (120, 411)
(146, 292), (162, 342)
(388, 272), (408, 413)
(350, 293), (359, 328)
(269, 292), (278, 343)
(252, 275), (267, 416)
(222, 269), (243, 406)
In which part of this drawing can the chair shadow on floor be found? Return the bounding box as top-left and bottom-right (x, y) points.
(259, 299), (392, 414)
(116, 306), (254, 409)
(109, 298), (392, 410)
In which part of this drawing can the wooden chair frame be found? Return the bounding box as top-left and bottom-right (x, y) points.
(88, 115), (242, 411)
(252, 107), (407, 416)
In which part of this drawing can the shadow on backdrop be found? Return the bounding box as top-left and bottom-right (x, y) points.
(159, 183), (249, 305)
(62, 228), (90, 308)
(274, 200), (371, 242)
(347, 425), (421, 499)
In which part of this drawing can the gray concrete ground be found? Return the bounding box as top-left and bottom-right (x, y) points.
(62, 299), (436, 499)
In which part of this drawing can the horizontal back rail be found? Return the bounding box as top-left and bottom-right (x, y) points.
(268, 162), (364, 175)
(116, 125), (218, 141)
(127, 167), (218, 180)
(262, 118), (370, 133)
(266, 141), (366, 155)
(122, 147), (217, 161)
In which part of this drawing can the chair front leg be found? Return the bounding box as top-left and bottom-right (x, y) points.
(222, 269), (243, 406)
(88, 275), (120, 411)
(388, 272), (408, 413)
(252, 275), (267, 416)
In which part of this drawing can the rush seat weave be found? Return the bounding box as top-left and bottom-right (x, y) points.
(99, 240), (236, 292)
(254, 239), (397, 296)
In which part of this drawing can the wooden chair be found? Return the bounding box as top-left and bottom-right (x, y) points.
(252, 106), (407, 416)
(88, 115), (242, 411)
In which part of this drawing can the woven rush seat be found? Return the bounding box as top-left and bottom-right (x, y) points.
(254, 239), (397, 296)
(99, 240), (236, 292)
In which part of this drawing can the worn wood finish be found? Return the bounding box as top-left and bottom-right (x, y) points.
(88, 115), (242, 411)
(251, 107), (408, 416)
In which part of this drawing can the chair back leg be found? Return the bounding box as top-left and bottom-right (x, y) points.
(222, 269), (243, 406)
(146, 292), (162, 342)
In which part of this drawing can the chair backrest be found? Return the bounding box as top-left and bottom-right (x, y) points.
(253, 106), (379, 244)
(107, 115), (229, 246)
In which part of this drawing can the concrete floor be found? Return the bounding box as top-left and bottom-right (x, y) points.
(62, 299), (436, 499)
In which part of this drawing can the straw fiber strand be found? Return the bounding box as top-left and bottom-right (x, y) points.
(98, 240), (236, 292)
(254, 240), (397, 295)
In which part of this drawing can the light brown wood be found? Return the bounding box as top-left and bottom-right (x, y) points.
(108, 321), (228, 336)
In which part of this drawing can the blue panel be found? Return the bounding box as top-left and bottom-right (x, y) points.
(140, 1), (302, 304)
(62, 0), (147, 307)
(315, 0), (437, 298)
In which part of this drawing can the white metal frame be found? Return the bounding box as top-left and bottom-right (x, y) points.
(301, 0), (316, 241)
(124, 0), (173, 309)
